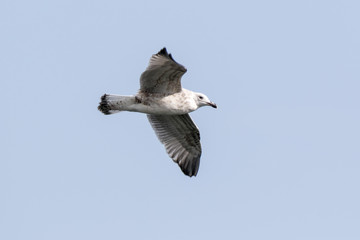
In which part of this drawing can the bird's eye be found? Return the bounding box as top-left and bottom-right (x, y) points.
(199, 96), (203, 100)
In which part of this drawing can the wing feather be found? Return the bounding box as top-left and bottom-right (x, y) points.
(140, 48), (187, 94)
(147, 114), (201, 177)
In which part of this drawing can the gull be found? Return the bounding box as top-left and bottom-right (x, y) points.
(98, 48), (217, 177)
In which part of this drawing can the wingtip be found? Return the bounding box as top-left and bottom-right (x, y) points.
(157, 47), (176, 62)
(158, 47), (168, 56)
(180, 167), (198, 177)
(178, 156), (200, 177)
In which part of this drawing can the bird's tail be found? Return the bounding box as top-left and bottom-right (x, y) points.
(98, 94), (135, 115)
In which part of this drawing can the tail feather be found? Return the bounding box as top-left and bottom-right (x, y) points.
(98, 94), (134, 115)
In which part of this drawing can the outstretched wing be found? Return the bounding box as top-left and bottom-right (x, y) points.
(140, 48), (187, 95)
(147, 114), (202, 177)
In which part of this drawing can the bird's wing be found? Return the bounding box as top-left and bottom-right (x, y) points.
(147, 114), (201, 177)
(140, 48), (187, 95)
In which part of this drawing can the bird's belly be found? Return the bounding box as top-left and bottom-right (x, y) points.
(131, 92), (197, 115)
(134, 103), (192, 115)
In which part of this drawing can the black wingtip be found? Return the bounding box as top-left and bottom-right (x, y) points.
(181, 168), (197, 177)
(158, 47), (168, 55)
(178, 156), (200, 177)
(157, 47), (176, 62)
(168, 53), (175, 62)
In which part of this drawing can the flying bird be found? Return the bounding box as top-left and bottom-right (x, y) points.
(98, 48), (217, 177)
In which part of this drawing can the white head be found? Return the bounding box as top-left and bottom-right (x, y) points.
(194, 92), (217, 109)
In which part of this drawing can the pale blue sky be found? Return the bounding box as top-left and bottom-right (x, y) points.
(1, 0), (360, 239)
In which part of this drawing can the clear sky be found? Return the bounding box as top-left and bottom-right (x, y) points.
(1, 0), (360, 239)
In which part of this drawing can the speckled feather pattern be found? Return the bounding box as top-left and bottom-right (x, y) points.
(98, 48), (216, 177)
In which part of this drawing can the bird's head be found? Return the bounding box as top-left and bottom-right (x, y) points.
(194, 93), (217, 109)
